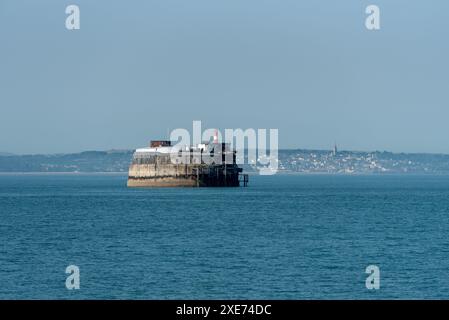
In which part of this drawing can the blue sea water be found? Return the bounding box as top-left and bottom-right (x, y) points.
(1, 174), (449, 299)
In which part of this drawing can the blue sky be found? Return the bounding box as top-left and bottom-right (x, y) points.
(0, 0), (448, 154)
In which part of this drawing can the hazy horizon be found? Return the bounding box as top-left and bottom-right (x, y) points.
(3, 145), (449, 157)
(1, 0), (448, 154)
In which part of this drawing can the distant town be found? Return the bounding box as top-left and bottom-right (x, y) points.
(274, 148), (449, 174)
(2, 147), (449, 174)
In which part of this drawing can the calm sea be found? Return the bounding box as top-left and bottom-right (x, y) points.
(1, 174), (449, 299)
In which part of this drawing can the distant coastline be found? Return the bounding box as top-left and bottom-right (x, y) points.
(2, 149), (449, 175)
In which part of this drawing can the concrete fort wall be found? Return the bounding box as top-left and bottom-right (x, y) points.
(127, 177), (198, 187)
(127, 163), (241, 187)
(128, 163), (199, 178)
